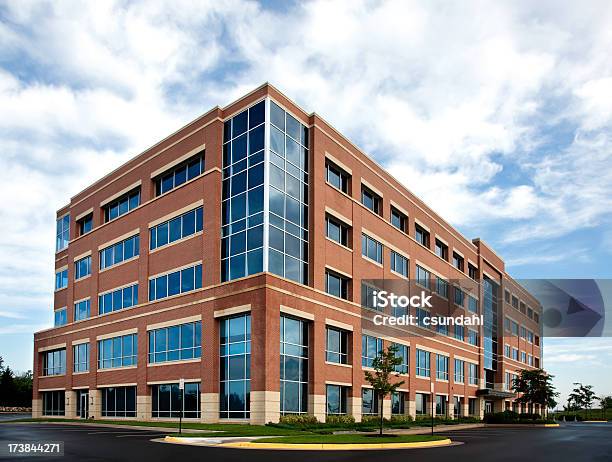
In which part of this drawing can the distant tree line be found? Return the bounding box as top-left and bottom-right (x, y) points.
(0, 356), (33, 408)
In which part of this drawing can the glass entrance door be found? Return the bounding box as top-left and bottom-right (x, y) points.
(80, 392), (89, 419)
(485, 400), (493, 414)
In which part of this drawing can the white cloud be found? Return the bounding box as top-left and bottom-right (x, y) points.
(1, 0), (612, 370)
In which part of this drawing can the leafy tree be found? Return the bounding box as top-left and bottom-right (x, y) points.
(512, 368), (558, 416)
(571, 383), (598, 418)
(0, 358), (33, 407)
(364, 344), (405, 436)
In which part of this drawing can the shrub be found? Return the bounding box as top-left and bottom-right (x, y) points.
(278, 414), (319, 426)
(484, 411), (519, 423)
(390, 414), (414, 424)
(360, 415), (383, 425)
(519, 412), (541, 420)
(325, 414), (355, 425)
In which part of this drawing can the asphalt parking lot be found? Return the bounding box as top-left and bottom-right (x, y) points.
(0, 422), (610, 461)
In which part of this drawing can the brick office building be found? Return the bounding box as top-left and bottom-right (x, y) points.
(34, 83), (543, 424)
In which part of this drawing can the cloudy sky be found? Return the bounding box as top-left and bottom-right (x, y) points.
(1, 0), (611, 405)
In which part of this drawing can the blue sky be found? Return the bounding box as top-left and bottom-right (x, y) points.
(0, 0), (611, 406)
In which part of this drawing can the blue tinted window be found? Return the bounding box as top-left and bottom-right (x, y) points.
(98, 334), (137, 369)
(100, 235), (139, 270)
(154, 153), (205, 196)
(103, 188), (140, 222)
(148, 321), (201, 364)
(149, 264), (202, 302)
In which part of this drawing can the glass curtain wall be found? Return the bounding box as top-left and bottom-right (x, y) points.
(222, 98), (309, 285)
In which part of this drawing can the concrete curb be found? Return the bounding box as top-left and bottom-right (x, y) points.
(485, 423), (559, 428)
(164, 436), (453, 450)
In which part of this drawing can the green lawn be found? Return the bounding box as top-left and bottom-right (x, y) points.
(252, 434), (448, 444)
(4, 418), (306, 436)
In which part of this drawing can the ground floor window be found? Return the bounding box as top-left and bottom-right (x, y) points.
(42, 391), (65, 416)
(280, 316), (309, 414)
(453, 396), (462, 417)
(436, 395), (447, 416)
(326, 384), (348, 415)
(468, 397), (478, 416)
(220, 314), (251, 419)
(391, 391), (405, 415)
(415, 392), (428, 415)
(101, 386), (136, 417)
(152, 383), (200, 418)
(362, 388), (379, 415)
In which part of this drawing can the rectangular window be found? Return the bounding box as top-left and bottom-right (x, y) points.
(415, 224), (429, 248)
(393, 343), (409, 374)
(220, 314), (251, 419)
(454, 287), (465, 307)
(326, 384), (347, 415)
(468, 397), (478, 415)
(103, 188), (140, 223)
(99, 235), (140, 270)
(416, 307), (430, 328)
(527, 307), (534, 319)
(505, 290), (511, 303)
(280, 316), (308, 414)
(361, 283), (381, 311)
(151, 382), (200, 418)
(73, 343), (89, 373)
(43, 348), (66, 376)
(468, 363), (479, 385)
(511, 320), (519, 336)
(452, 252), (464, 271)
(505, 344), (511, 358)
(436, 354), (449, 380)
(325, 215), (349, 247)
(362, 334), (383, 368)
(54, 308), (67, 327)
(436, 277), (448, 298)
(42, 391), (65, 416)
(55, 269), (68, 290)
(56, 214), (70, 252)
(97, 334), (138, 369)
(390, 251), (408, 277)
(416, 265), (430, 289)
(468, 263), (478, 280)
(77, 213), (93, 236)
(361, 185), (382, 215)
(74, 255), (91, 280)
(325, 160), (350, 194)
(454, 358), (464, 383)
(521, 351), (527, 363)
(362, 388), (379, 415)
(148, 321), (202, 363)
(74, 299), (90, 322)
(468, 329), (479, 346)
(415, 393), (428, 415)
(504, 317), (511, 332)
(436, 323), (449, 336)
(325, 270), (349, 300)
(511, 295), (519, 309)
(468, 295), (478, 313)
(326, 327), (348, 364)
(154, 153), (205, 196)
(361, 233), (383, 264)
(392, 391), (406, 415)
(390, 207), (407, 233)
(512, 348), (519, 361)
(148, 263), (202, 301)
(149, 207), (203, 251)
(454, 324), (464, 341)
(98, 283), (139, 315)
(416, 349), (430, 377)
(102, 386), (137, 418)
(435, 239), (448, 260)
(520, 301), (526, 314)
(436, 395), (447, 416)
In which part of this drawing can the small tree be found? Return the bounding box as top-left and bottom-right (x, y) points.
(572, 383), (598, 419)
(512, 368), (558, 417)
(364, 345), (405, 436)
